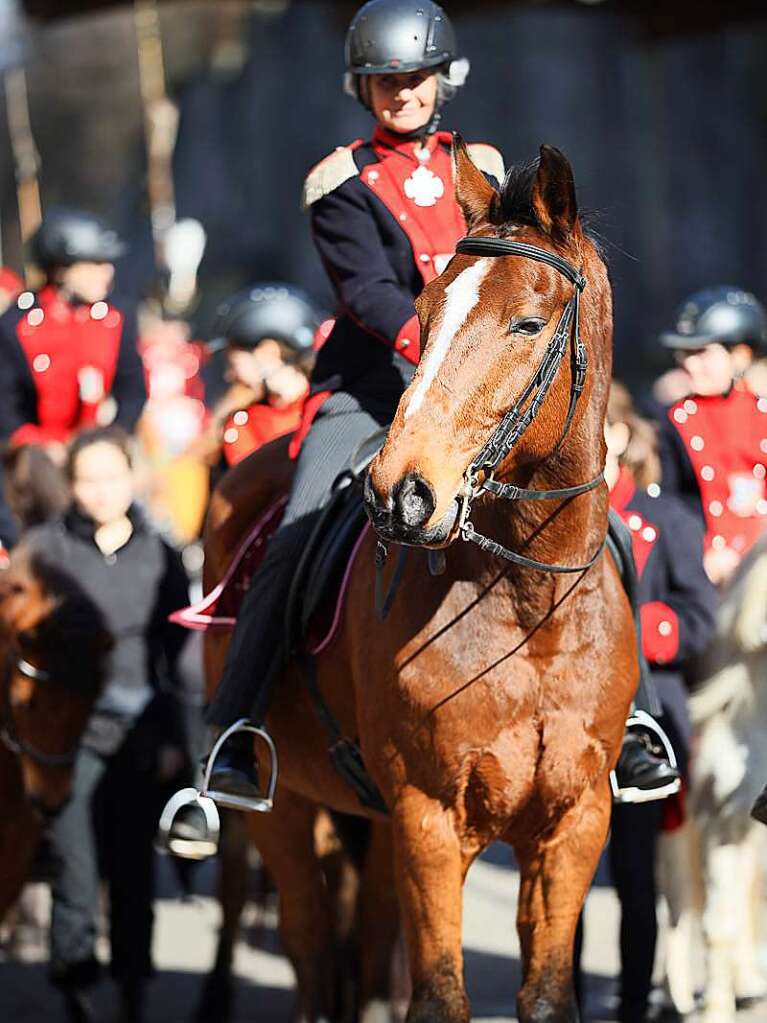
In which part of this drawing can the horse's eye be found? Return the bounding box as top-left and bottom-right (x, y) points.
(509, 318), (546, 337)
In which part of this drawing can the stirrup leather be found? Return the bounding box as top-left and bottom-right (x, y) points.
(156, 719), (278, 858)
(610, 709), (681, 805)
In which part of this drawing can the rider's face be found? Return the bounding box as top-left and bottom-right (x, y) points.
(675, 342), (735, 396)
(369, 70), (438, 134)
(56, 261), (115, 305)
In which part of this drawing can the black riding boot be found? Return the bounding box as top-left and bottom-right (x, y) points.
(614, 730), (680, 803)
(207, 731), (262, 805)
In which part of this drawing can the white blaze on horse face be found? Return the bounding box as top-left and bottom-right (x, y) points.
(403, 258), (491, 421)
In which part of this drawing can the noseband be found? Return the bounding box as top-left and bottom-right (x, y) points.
(452, 236), (605, 574)
(1, 655), (80, 768)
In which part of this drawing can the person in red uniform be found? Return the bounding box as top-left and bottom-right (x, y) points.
(605, 383), (718, 1023)
(207, 284), (321, 468)
(654, 287), (767, 827)
(0, 209), (146, 461)
(656, 285), (767, 586)
(188, 0), (507, 808)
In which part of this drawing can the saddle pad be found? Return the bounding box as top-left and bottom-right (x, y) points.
(169, 493), (369, 654)
(169, 496), (287, 630)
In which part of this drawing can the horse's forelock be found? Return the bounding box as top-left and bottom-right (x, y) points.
(492, 159), (606, 266)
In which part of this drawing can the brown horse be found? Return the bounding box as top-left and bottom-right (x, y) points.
(200, 141), (636, 1023)
(0, 548), (111, 922)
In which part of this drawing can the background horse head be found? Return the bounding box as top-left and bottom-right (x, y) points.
(367, 139), (611, 574)
(0, 548), (111, 818)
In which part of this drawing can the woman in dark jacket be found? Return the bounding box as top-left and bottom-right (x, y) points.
(605, 383), (718, 1023)
(24, 426), (190, 1023)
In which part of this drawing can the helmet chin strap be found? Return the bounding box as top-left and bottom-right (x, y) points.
(384, 108), (442, 141)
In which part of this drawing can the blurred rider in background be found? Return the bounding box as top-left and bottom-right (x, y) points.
(202, 283), (322, 470)
(655, 285), (767, 587)
(0, 209), (146, 463)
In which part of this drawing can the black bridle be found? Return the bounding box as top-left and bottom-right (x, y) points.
(451, 236), (606, 574)
(1, 655), (80, 768)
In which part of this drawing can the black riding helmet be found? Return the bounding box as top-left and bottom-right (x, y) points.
(660, 285), (767, 354)
(208, 284), (322, 354)
(344, 0), (468, 134)
(32, 208), (126, 271)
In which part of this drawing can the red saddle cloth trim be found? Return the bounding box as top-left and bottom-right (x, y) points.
(169, 496), (288, 631)
(169, 496), (370, 655)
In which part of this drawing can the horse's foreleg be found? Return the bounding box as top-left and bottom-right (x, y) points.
(358, 819), (402, 1023)
(514, 784), (611, 1023)
(248, 790), (338, 1023)
(392, 790), (469, 1023)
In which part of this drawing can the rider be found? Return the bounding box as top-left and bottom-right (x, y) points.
(206, 284), (321, 468)
(655, 285), (767, 587)
(198, 0), (507, 807)
(0, 209), (146, 460)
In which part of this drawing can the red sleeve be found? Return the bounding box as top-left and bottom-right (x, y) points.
(394, 314), (421, 365)
(640, 601), (680, 665)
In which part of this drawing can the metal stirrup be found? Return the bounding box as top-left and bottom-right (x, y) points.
(157, 719), (279, 858)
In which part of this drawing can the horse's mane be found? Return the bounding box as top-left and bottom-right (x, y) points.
(494, 161), (540, 232)
(491, 159), (606, 258)
(23, 553), (112, 699)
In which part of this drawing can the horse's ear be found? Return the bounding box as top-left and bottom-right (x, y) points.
(453, 133), (498, 233)
(531, 144), (578, 243)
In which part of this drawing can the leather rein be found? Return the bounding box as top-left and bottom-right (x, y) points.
(452, 236), (606, 574)
(0, 655), (80, 768)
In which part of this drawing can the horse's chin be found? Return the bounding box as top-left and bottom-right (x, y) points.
(370, 499), (460, 549)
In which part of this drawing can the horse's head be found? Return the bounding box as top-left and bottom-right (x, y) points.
(0, 551), (111, 817)
(366, 139), (611, 548)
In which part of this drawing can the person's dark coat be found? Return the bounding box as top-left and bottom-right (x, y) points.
(24, 504), (189, 754)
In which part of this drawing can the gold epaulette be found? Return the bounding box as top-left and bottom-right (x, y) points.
(302, 145), (360, 210)
(467, 143), (506, 184)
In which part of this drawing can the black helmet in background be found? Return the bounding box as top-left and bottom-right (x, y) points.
(31, 208), (126, 271)
(660, 285), (767, 355)
(344, 0), (469, 125)
(209, 284), (323, 354)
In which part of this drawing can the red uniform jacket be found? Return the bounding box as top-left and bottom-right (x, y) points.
(222, 392), (308, 467)
(660, 386), (767, 559)
(0, 286), (146, 446)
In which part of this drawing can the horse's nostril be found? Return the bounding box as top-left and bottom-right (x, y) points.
(394, 474), (436, 529)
